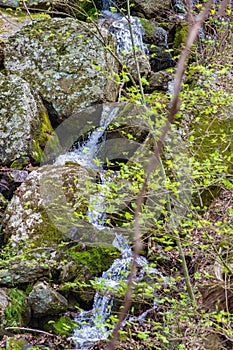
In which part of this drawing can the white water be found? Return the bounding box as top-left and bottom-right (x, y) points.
(73, 234), (132, 350)
(55, 105), (119, 169)
(72, 233), (163, 350)
(55, 106), (164, 349)
(100, 10), (147, 56)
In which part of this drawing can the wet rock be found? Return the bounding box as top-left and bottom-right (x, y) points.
(140, 20), (168, 47)
(28, 281), (68, 316)
(150, 45), (174, 72)
(0, 73), (55, 165)
(3, 18), (119, 123)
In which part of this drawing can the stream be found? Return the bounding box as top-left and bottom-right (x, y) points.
(55, 104), (164, 349)
(55, 4), (163, 349)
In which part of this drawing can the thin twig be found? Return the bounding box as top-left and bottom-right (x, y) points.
(107, 1), (214, 348)
(5, 326), (55, 337)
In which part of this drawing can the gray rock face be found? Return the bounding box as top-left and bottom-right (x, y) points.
(28, 281), (68, 316)
(4, 18), (119, 122)
(124, 51), (151, 82)
(125, 0), (171, 17)
(0, 288), (9, 322)
(0, 260), (54, 285)
(2, 164), (91, 248)
(0, 11), (32, 42)
(0, 74), (52, 165)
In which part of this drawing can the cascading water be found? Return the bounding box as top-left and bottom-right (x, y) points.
(55, 105), (119, 169)
(73, 233), (163, 350)
(54, 106), (164, 350)
(99, 9), (147, 56)
(72, 234), (133, 350)
(107, 13), (147, 55)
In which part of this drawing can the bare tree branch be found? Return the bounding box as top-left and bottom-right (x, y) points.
(107, 1), (214, 348)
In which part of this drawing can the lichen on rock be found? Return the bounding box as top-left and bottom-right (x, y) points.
(28, 281), (68, 316)
(0, 73), (55, 165)
(3, 18), (119, 123)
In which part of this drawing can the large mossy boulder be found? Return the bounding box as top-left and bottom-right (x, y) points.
(0, 164), (119, 306)
(2, 164), (93, 247)
(3, 18), (119, 123)
(0, 73), (54, 165)
(183, 63), (233, 174)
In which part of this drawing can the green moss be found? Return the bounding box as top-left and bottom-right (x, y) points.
(32, 109), (58, 163)
(5, 288), (26, 327)
(140, 18), (156, 41)
(10, 156), (30, 169)
(6, 338), (28, 350)
(182, 65), (233, 178)
(69, 246), (120, 274)
(173, 22), (188, 56)
(32, 212), (65, 247)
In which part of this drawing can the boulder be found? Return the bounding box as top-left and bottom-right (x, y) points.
(0, 163), (119, 308)
(0, 73), (55, 165)
(124, 51), (151, 82)
(0, 259), (55, 285)
(117, 0), (171, 18)
(2, 164), (92, 247)
(146, 70), (173, 92)
(3, 18), (119, 123)
(140, 19), (174, 72)
(28, 281), (68, 316)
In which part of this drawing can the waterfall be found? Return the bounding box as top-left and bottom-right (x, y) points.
(109, 15), (147, 55)
(72, 234), (133, 350)
(99, 10), (147, 56)
(55, 105), (119, 169)
(54, 106), (164, 350)
(72, 234), (163, 350)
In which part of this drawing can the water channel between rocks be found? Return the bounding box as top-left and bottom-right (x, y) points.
(55, 104), (163, 350)
(55, 3), (164, 347)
